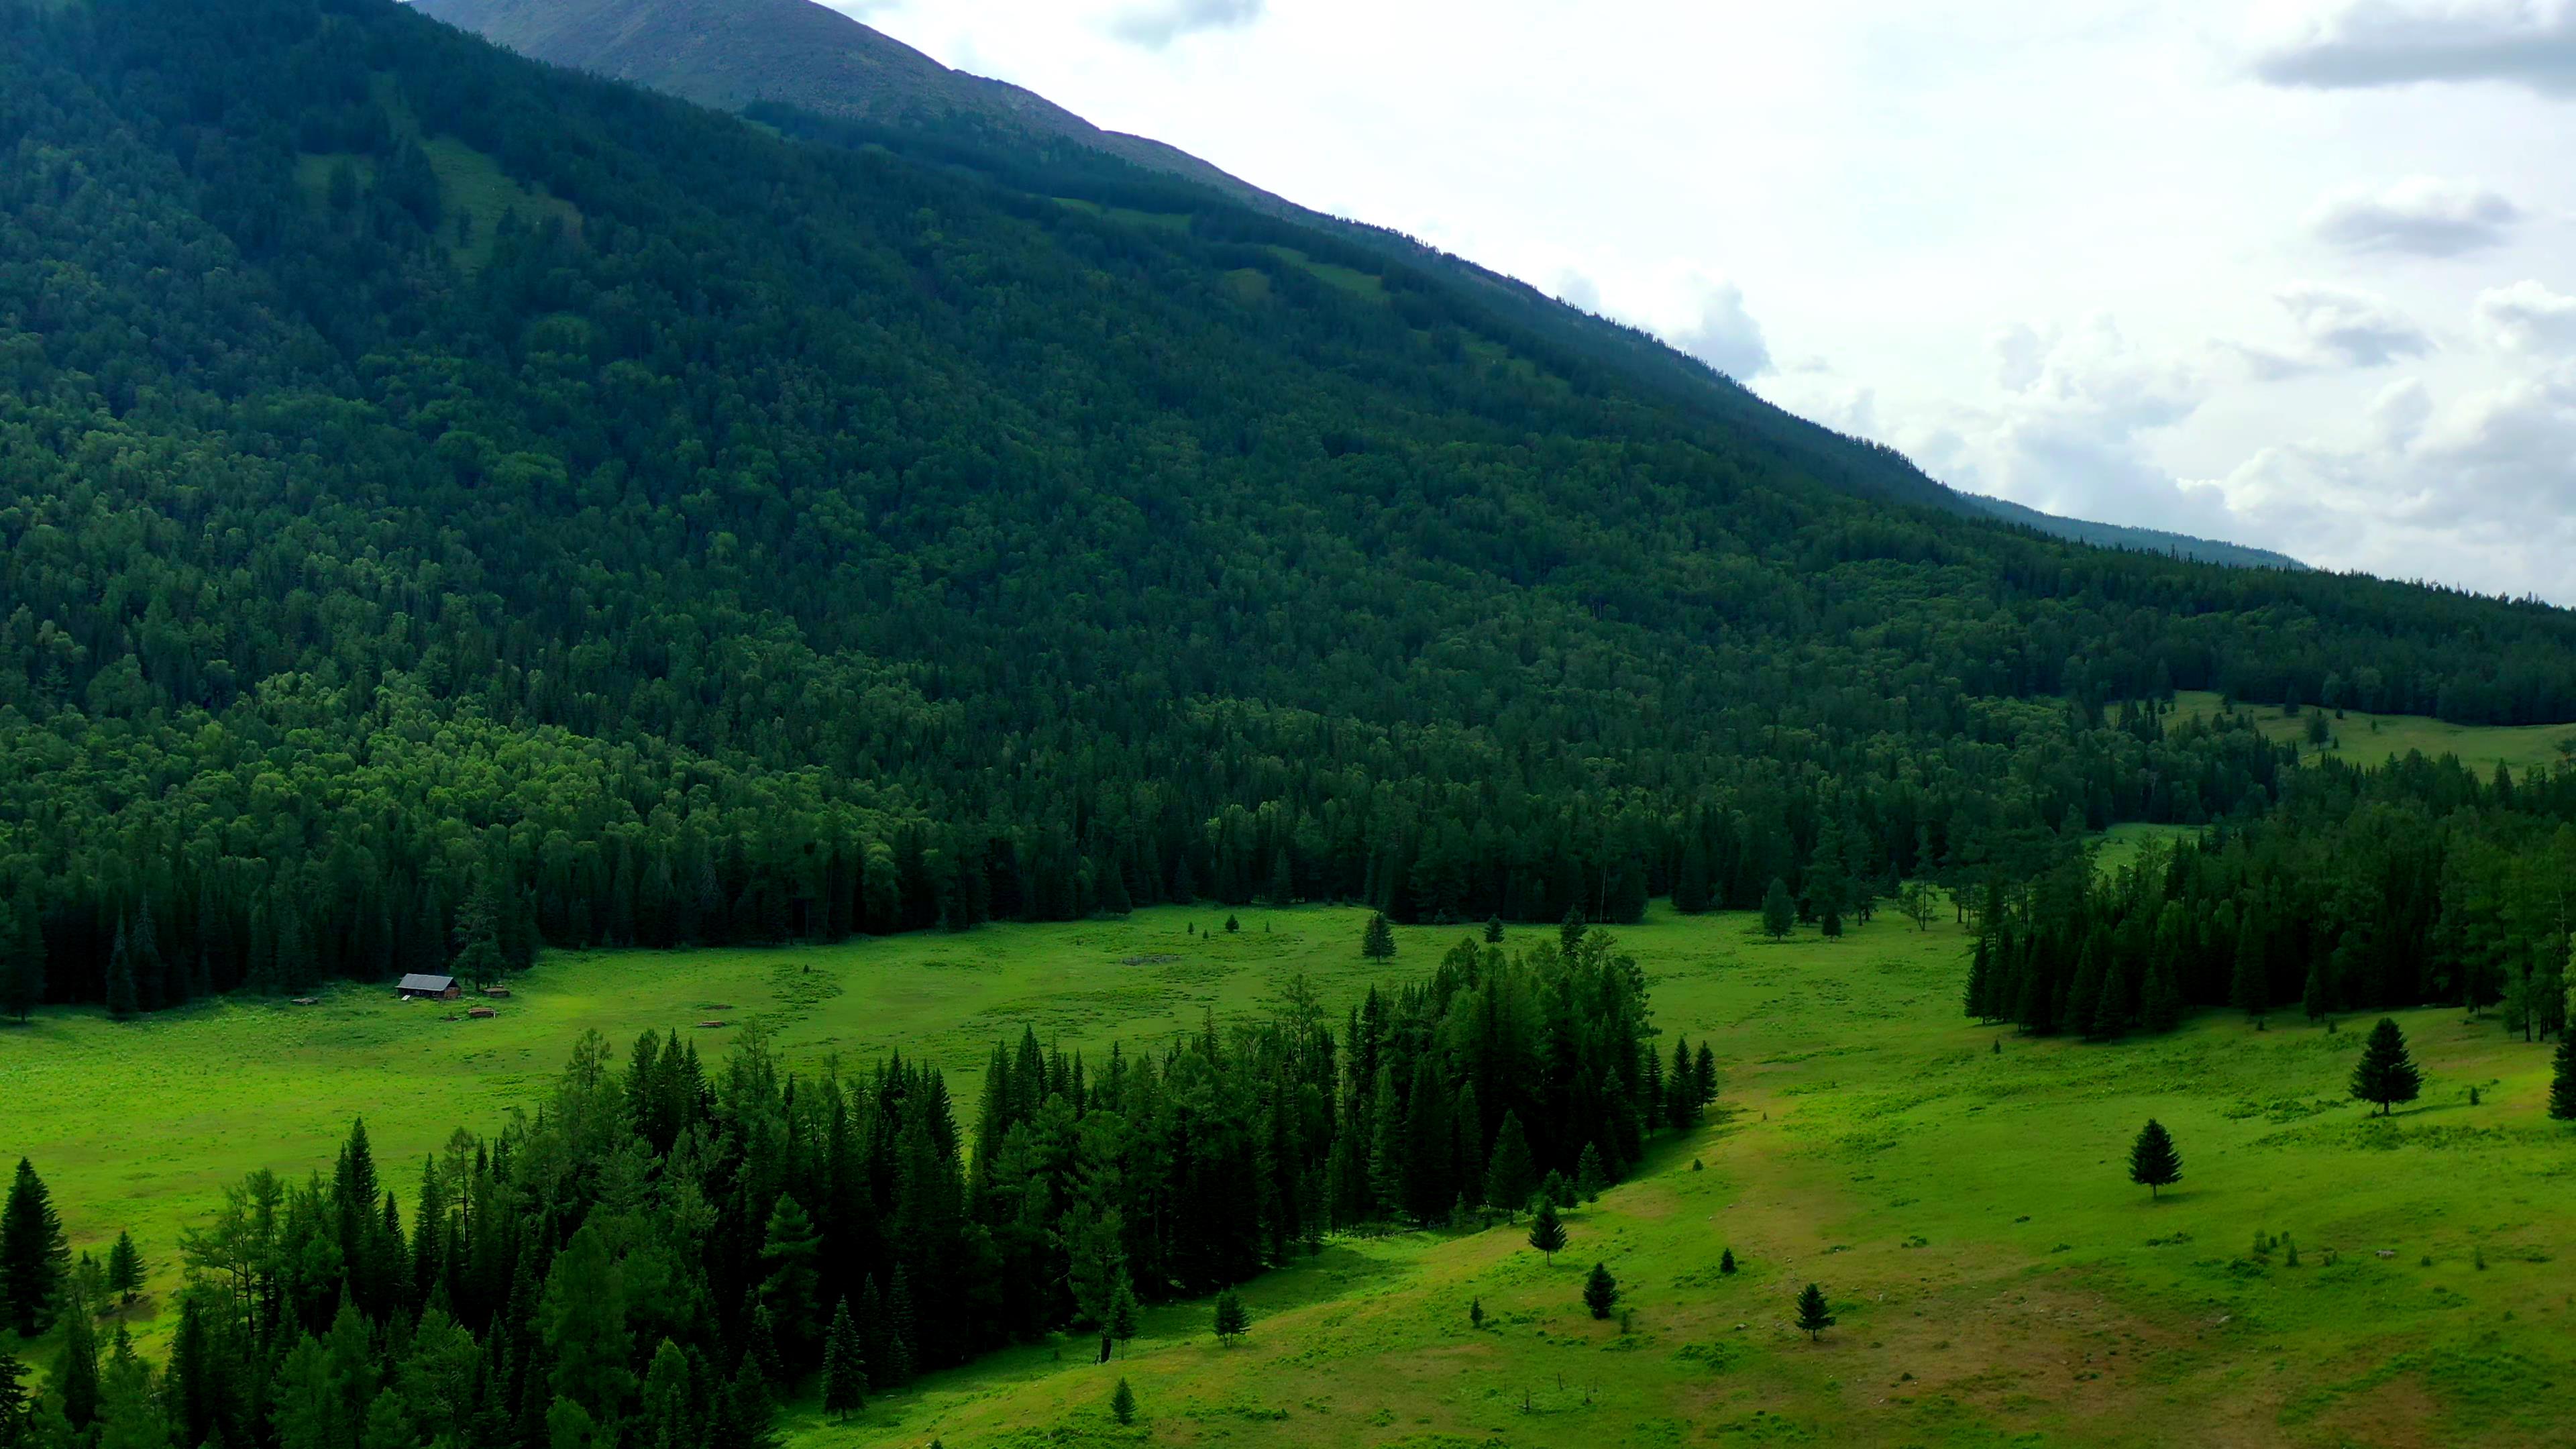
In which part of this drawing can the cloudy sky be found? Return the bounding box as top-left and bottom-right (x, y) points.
(830, 0), (2575, 599)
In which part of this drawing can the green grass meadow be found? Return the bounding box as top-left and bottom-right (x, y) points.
(9, 902), (2576, 1445)
(2174, 690), (2576, 775)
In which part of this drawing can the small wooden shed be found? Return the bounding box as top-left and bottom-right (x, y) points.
(397, 973), (462, 1001)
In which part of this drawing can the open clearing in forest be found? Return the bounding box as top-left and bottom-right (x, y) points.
(11, 900), (2576, 1445)
(2174, 690), (2576, 775)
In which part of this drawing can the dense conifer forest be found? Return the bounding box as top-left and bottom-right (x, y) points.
(8, 0), (2576, 1022)
(0, 933), (1686, 1447)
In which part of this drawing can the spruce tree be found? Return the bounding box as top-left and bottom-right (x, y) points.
(1582, 1262), (1619, 1320)
(56, 1300), (100, 1430)
(1760, 878), (1796, 941)
(1110, 1377), (1136, 1426)
(1719, 1247), (1737, 1274)
(104, 1231), (143, 1306)
(1107, 1275), (1140, 1356)
(1483, 1111), (1536, 1218)
(2302, 959), (2330, 1024)
(0, 1350), (27, 1446)
(2141, 961), (2181, 1033)
(1574, 1142), (1606, 1202)
(1483, 915), (1504, 944)
(2350, 1017), (2422, 1116)
(1360, 912), (1395, 960)
(1526, 1200), (1567, 1265)
(1, 1159), (69, 1337)
(1212, 1288), (1249, 1346)
(2126, 1118), (2182, 1200)
(820, 1298), (866, 1420)
(1794, 1283), (1835, 1342)
(1963, 934), (1994, 1022)
(1693, 1044), (1717, 1110)
(2550, 1030), (2576, 1121)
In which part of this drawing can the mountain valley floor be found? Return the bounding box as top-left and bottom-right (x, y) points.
(7, 900), (2573, 1445)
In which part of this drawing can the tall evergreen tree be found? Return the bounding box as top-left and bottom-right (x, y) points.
(1525, 1201), (1566, 1265)
(1760, 879), (1796, 941)
(2230, 908), (2269, 1022)
(0, 1159), (69, 1337)
(2551, 1030), (2576, 1122)
(1559, 906), (1587, 954)
(103, 921), (137, 1020)
(1582, 1262), (1619, 1320)
(103, 1231), (143, 1306)
(1794, 1283), (1836, 1342)
(1211, 1289), (1248, 1346)
(2350, 1018), (2423, 1116)
(2127, 1119), (2182, 1200)
(1110, 1377), (1136, 1426)
(820, 1298), (866, 1420)
(1360, 913), (1395, 961)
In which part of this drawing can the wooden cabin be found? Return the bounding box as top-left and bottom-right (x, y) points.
(397, 973), (462, 1000)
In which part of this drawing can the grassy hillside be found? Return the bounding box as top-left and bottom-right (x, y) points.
(2175, 691), (2576, 775)
(11, 904), (2575, 1445)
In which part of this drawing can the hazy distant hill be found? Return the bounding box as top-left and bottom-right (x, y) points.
(1966, 494), (2308, 571)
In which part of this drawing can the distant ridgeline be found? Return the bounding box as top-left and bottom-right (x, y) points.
(7, 0), (2576, 1016)
(3, 936), (1691, 1444)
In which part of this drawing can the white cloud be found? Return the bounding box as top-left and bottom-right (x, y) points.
(2306, 176), (2524, 256)
(2238, 282), (2433, 376)
(2253, 0), (2576, 97)
(2475, 280), (2576, 355)
(1106, 0), (1263, 48)
(1662, 280), (1771, 380)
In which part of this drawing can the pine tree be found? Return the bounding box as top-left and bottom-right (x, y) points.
(1212, 1289), (1249, 1346)
(1694, 1044), (1717, 1110)
(2141, 961), (2181, 1033)
(2550, 1031), (2576, 1121)
(1360, 912), (1395, 960)
(56, 1299), (100, 1430)
(1794, 1282), (1835, 1342)
(1719, 1248), (1736, 1274)
(1560, 906), (1587, 953)
(1483, 915), (1504, 944)
(1760, 878), (1796, 941)
(1963, 934), (1994, 1022)
(1483, 1111), (1536, 1218)
(104, 1231), (143, 1306)
(1468, 1297), (1484, 1330)
(1574, 1142), (1606, 1202)
(1582, 1262), (1619, 1320)
(1, 1159), (69, 1337)
(2302, 958), (2330, 1024)
(1107, 1275), (1140, 1356)
(1110, 1377), (1136, 1426)
(0, 1350), (28, 1446)
(2127, 1118), (2182, 1200)
(1526, 1200), (1567, 1265)
(1224, 913), (1240, 934)
(2350, 1017), (2423, 1116)
(820, 1298), (866, 1420)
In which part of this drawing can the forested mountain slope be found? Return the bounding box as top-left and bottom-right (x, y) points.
(415, 0), (2316, 566)
(3, 0), (2575, 1015)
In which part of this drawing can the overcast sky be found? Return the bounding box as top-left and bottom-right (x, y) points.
(828, 0), (2575, 600)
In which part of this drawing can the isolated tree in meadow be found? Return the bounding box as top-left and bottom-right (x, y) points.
(1898, 881), (1937, 932)
(1, 1159), (69, 1336)
(1719, 1248), (1737, 1275)
(2127, 1119), (2182, 1200)
(1695, 1044), (1718, 1110)
(1468, 1297), (1484, 1330)
(2351, 1018), (2422, 1116)
(104, 1231), (144, 1306)
(1110, 1377), (1136, 1426)
(1582, 1263), (1619, 1320)
(1484, 915), (1505, 945)
(1794, 1283), (1835, 1342)
(1360, 912), (1396, 961)
(1526, 1201), (1567, 1265)
(1484, 1112), (1536, 1218)
(1760, 879), (1796, 941)
(2551, 1031), (2576, 1121)
(1224, 914), (1240, 934)
(1212, 1289), (1249, 1346)
(820, 1298), (866, 1419)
